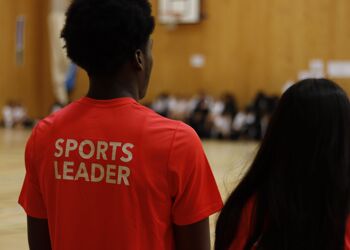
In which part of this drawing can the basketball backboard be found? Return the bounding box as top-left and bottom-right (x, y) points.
(158, 0), (201, 24)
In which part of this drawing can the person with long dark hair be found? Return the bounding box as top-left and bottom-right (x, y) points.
(215, 78), (350, 250)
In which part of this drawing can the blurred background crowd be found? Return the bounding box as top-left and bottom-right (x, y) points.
(1, 91), (278, 141)
(146, 91), (278, 140)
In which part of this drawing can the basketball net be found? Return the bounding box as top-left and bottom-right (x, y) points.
(164, 11), (183, 30)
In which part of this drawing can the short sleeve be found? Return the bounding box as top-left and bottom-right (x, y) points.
(229, 198), (255, 250)
(168, 123), (223, 225)
(18, 127), (47, 218)
(345, 217), (350, 250)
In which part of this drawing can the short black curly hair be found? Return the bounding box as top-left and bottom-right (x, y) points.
(61, 0), (155, 76)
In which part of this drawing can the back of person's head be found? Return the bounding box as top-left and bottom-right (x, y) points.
(215, 78), (350, 250)
(61, 0), (155, 77)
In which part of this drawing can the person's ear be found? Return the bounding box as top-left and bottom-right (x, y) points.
(134, 49), (145, 71)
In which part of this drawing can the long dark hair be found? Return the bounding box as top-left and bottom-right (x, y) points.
(215, 78), (350, 250)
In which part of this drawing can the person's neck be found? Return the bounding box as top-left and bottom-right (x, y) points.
(86, 76), (139, 101)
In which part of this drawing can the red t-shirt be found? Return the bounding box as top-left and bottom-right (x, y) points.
(230, 198), (350, 250)
(19, 97), (223, 250)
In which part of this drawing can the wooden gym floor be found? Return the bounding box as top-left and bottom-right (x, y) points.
(0, 128), (258, 249)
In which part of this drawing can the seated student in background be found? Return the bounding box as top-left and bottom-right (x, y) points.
(215, 78), (350, 250)
(18, 0), (223, 249)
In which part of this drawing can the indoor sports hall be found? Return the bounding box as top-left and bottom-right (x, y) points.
(1, 0), (350, 249)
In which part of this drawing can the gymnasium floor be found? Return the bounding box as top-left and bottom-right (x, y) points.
(0, 128), (258, 249)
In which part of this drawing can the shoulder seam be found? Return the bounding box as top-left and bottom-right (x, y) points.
(165, 121), (182, 199)
(30, 124), (39, 171)
(25, 125), (42, 193)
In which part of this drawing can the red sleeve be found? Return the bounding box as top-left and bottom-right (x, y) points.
(168, 122), (223, 226)
(229, 198), (256, 250)
(345, 217), (350, 250)
(18, 126), (47, 219)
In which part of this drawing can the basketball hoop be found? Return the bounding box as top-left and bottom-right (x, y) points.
(164, 11), (182, 30)
(158, 0), (201, 27)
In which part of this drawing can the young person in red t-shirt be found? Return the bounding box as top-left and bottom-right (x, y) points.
(215, 78), (350, 250)
(18, 0), (223, 249)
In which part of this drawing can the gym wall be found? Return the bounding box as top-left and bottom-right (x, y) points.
(1, 0), (350, 117)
